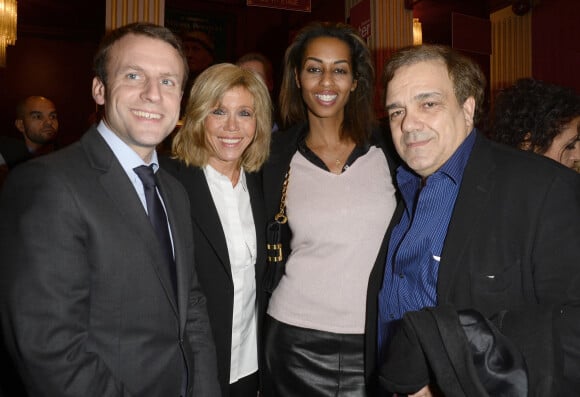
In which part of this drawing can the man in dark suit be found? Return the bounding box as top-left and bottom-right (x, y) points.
(0, 23), (219, 396)
(365, 45), (580, 396)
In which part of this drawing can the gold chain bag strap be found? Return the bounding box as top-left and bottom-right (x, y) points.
(265, 167), (290, 292)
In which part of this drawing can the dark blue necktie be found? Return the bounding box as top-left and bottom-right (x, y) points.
(133, 165), (177, 295)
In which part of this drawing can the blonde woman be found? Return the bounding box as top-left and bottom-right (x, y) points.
(162, 63), (271, 397)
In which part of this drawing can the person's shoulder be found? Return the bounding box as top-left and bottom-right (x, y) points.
(12, 139), (82, 173)
(0, 135), (25, 148)
(475, 134), (579, 183)
(0, 142), (86, 205)
(159, 155), (203, 181)
(0, 136), (31, 167)
(157, 163), (191, 200)
(270, 123), (304, 151)
(370, 124), (402, 170)
(158, 155), (181, 174)
(157, 156), (207, 201)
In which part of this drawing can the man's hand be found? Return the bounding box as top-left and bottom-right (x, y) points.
(408, 385), (433, 396)
(397, 384), (443, 397)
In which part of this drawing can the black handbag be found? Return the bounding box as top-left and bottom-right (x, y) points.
(265, 168), (290, 293)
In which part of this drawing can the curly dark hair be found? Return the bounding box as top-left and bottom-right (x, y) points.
(278, 21), (375, 145)
(491, 78), (580, 154)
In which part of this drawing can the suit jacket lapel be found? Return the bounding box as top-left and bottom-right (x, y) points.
(182, 166), (232, 279)
(438, 134), (496, 302)
(83, 128), (179, 314)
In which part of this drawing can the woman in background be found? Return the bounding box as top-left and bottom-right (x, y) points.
(163, 63), (271, 397)
(491, 78), (580, 171)
(261, 22), (398, 396)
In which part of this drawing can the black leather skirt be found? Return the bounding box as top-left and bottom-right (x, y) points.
(264, 315), (367, 397)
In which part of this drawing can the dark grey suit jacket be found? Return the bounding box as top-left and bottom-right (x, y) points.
(0, 136), (32, 168)
(162, 158), (268, 397)
(365, 132), (580, 395)
(0, 128), (220, 396)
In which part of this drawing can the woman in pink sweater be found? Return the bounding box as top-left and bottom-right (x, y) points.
(261, 22), (399, 396)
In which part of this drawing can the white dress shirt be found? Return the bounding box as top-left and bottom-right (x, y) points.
(203, 164), (258, 383)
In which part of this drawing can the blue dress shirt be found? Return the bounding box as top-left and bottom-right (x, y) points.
(377, 130), (476, 366)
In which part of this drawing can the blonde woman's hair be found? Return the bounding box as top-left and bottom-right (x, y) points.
(172, 63), (272, 171)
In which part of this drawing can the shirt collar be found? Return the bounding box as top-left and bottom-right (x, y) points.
(437, 128), (476, 184)
(296, 124), (372, 172)
(96, 120), (159, 176)
(203, 163), (248, 191)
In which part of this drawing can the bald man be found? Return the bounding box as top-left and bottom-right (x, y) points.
(16, 96), (59, 153)
(0, 96), (59, 170)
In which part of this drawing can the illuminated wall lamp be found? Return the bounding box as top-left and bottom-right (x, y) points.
(413, 17), (422, 45)
(0, 0), (17, 67)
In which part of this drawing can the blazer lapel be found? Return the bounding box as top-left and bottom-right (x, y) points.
(247, 172), (267, 284)
(181, 166), (232, 279)
(437, 134), (496, 302)
(83, 129), (179, 315)
(263, 123), (304, 218)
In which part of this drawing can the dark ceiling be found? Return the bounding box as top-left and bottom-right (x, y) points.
(16, 0), (516, 40)
(17, 0), (105, 39)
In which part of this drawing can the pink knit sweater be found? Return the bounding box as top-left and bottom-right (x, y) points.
(267, 146), (397, 334)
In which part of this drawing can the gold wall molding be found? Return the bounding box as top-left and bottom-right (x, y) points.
(346, 0), (413, 116)
(106, 0), (165, 31)
(490, 5), (532, 97)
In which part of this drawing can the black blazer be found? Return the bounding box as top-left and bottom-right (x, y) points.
(162, 158), (268, 397)
(0, 128), (220, 396)
(364, 132), (580, 395)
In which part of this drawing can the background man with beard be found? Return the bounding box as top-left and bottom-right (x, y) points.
(0, 96), (59, 167)
(0, 96), (59, 188)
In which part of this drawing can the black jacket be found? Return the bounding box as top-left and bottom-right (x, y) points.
(365, 133), (580, 395)
(162, 158), (268, 397)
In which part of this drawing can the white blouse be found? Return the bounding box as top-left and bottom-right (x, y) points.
(203, 164), (258, 383)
